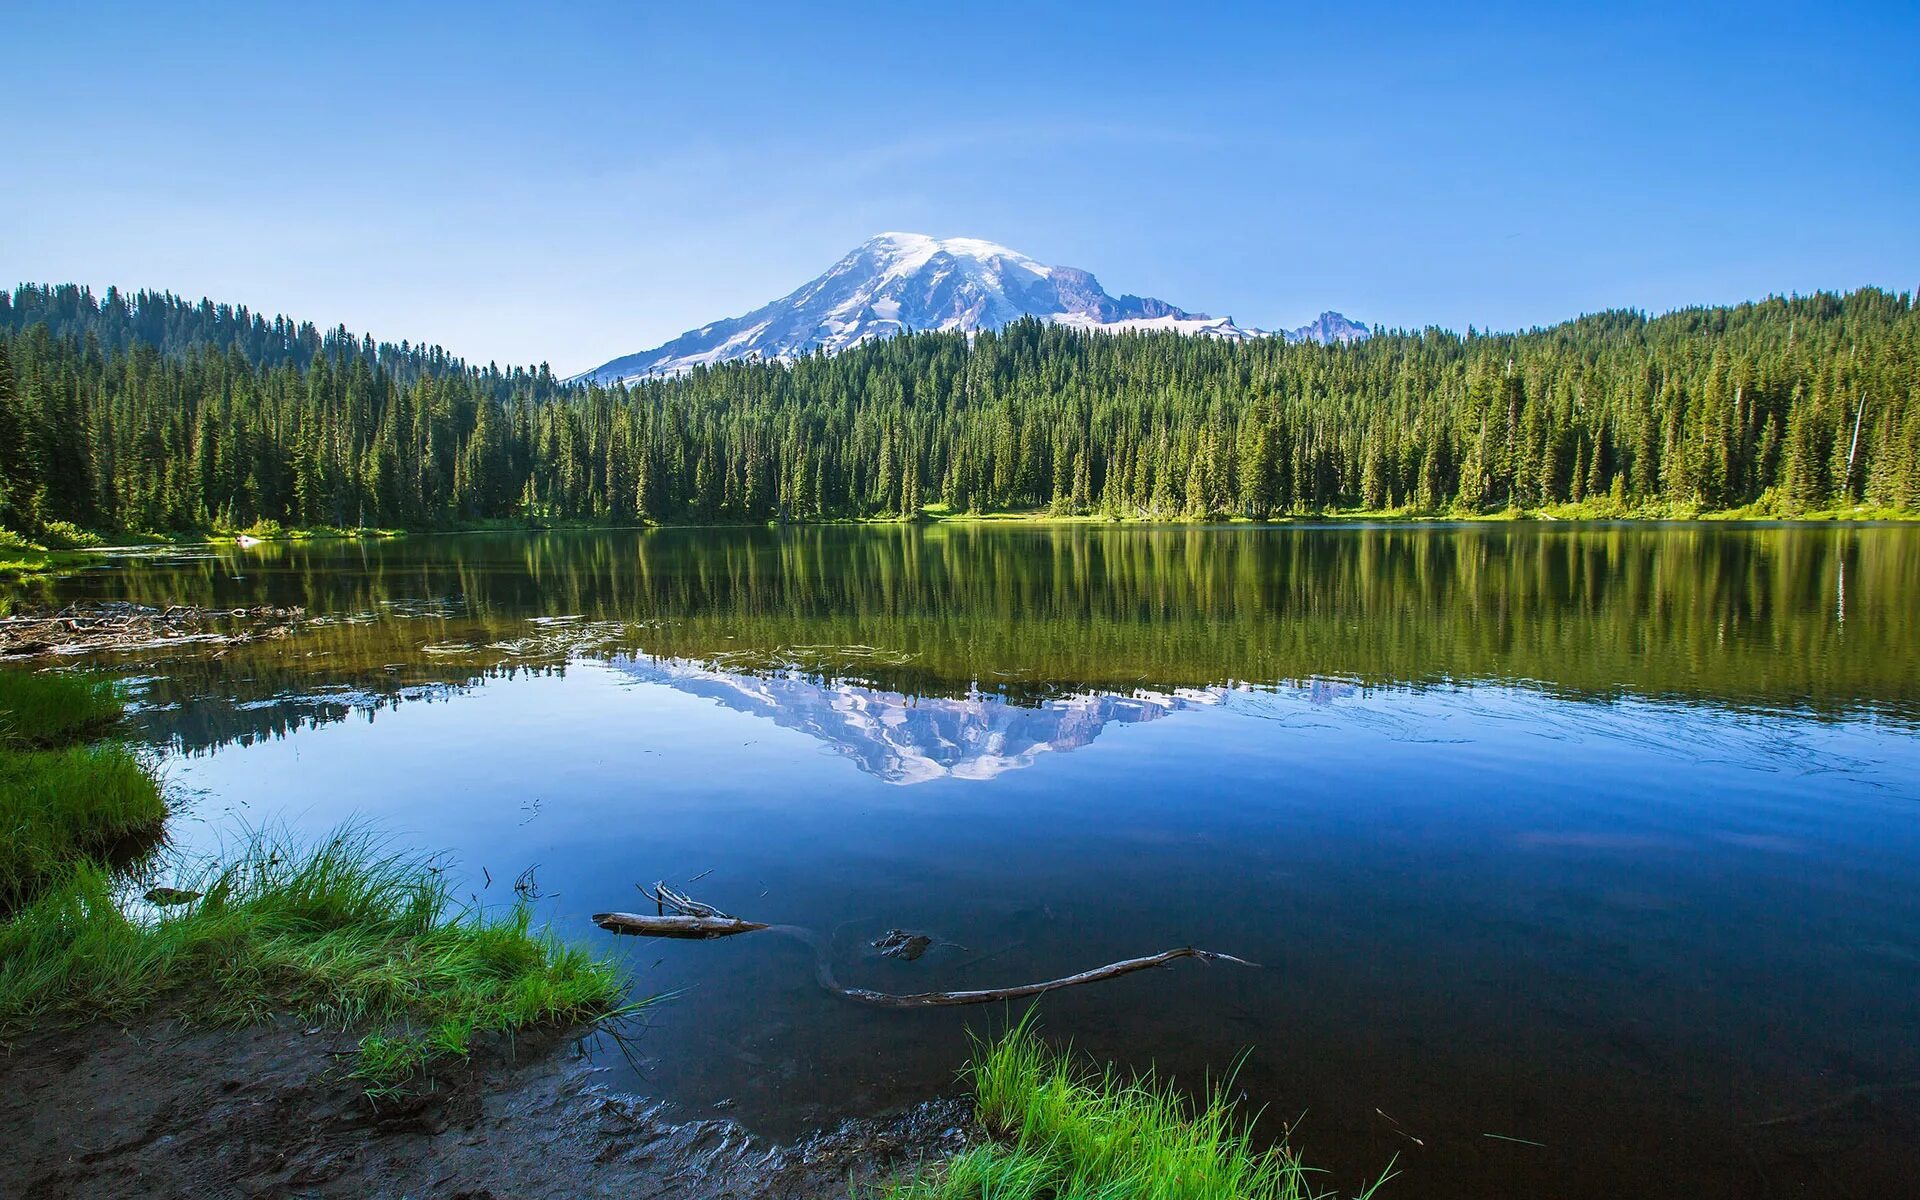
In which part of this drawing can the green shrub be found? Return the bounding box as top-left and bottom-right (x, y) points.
(35, 521), (104, 550)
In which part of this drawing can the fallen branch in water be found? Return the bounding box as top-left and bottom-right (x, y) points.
(827, 946), (1260, 1008)
(593, 912), (771, 939)
(645, 880), (730, 919)
(597, 884), (1259, 1005)
(593, 880), (767, 937)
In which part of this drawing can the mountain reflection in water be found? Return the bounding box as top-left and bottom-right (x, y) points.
(614, 656), (1237, 783)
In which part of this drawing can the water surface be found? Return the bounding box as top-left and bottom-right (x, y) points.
(16, 524), (1920, 1198)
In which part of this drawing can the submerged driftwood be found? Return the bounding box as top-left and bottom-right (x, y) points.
(600, 882), (1257, 1007)
(823, 945), (1258, 1009)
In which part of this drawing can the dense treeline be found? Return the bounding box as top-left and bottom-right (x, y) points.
(1, 283), (1916, 534)
(0, 284), (566, 401)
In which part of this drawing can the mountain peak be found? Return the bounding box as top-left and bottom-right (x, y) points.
(1285, 310), (1370, 345)
(579, 235), (1366, 382)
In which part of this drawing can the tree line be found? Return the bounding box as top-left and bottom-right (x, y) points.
(1, 282), (1915, 535)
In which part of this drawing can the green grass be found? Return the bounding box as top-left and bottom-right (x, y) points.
(0, 830), (636, 1097)
(0, 671), (164, 909)
(0, 668), (628, 1096)
(0, 670), (127, 748)
(884, 1020), (1391, 1200)
(0, 744), (167, 910)
(0, 527), (103, 578)
(207, 518), (407, 542)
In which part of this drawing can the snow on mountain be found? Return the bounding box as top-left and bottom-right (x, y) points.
(578, 233), (1367, 383)
(612, 652), (1226, 784)
(1285, 310), (1371, 345)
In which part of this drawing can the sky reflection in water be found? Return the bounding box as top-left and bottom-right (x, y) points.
(22, 524), (1920, 1200)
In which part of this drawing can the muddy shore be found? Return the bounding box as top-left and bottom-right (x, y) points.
(0, 1019), (974, 1199)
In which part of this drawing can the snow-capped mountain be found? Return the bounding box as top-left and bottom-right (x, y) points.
(579, 233), (1367, 383)
(1288, 310), (1372, 345)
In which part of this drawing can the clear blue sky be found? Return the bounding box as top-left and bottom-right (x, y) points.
(7, 1), (1916, 374)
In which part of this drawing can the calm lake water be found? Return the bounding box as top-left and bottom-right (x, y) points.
(15, 524), (1920, 1198)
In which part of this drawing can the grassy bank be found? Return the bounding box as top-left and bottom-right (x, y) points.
(0, 671), (164, 909)
(0, 668), (631, 1096)
(0, 744), (166, 910)
(0, 670), (125, 747)
(886, 1022), (1390, 1200)
(0, 833), (632, 1096)
(0, 528), (104, 580)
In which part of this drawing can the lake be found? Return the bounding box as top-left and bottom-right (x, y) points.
(15, 523), (1920, 1198)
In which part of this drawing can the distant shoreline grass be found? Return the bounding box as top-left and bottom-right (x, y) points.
(884, 1020), (1391, 1200)
(912, 499), (1920, 526)
(10, 496), (1914, 563)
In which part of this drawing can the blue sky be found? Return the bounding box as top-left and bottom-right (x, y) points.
(7, 2), (1916, 374)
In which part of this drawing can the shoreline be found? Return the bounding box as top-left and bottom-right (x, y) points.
(0, 1014), (976, 1199)
(9, 502), (1915, 568)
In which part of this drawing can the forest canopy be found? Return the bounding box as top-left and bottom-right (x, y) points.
(1, 282), (1916, 535)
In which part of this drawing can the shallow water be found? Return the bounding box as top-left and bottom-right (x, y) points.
(16, 524), (1920, 1197)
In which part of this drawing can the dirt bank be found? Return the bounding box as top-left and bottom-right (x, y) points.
(0, 1018), (974, 1199)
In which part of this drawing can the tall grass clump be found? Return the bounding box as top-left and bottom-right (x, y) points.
(885, 1018), (1390, 1200)
(0, 669), (126, 748)
(0, 669), (164, 908)
(0, 829), (634, 1097)
(0, 744), (167, 908)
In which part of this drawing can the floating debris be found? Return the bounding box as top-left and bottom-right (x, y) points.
(0, 602), (304, 658)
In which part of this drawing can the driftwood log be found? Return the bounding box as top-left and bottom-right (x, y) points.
(593, 881), (768, 938)
(597, 882), (1256, 1007)
(593, 912), (770, 939)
